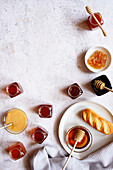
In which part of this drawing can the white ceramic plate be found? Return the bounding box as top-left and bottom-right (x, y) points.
(85, 46), (112, 72)
(59, 101), (113, 159)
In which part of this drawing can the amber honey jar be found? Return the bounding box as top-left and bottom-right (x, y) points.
(65, 126), (92, 153)
(88, 12), (104, 30)
(38, 105), (53, 118)
(30, 126), (48, 144)
(5, 82), (23, 98)
(9, 142), (26, 160)
(67, 83), (83, 99)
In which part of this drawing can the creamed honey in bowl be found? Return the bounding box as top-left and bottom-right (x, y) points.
(4, 108), (28, 134)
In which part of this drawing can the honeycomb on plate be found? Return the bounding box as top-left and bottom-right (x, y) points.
(87, 50), (107, 69)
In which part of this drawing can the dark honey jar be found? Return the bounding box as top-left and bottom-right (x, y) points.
(30, 126), (48, 144)
(67, 83), (83, 99)
(9, 142), (26, 160)
(5, 82), (23, 98)
(38, 105), (53, 118)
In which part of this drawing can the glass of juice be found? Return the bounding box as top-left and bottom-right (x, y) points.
(30, 126), (48, 144)
(9, 142), (26, 160)
(4, 108), (28, 134)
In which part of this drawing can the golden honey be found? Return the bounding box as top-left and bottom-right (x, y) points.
(5, 108), (28, 133)
(87, 50), (107, 69)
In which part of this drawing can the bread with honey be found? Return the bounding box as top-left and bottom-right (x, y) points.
(82, 108), (113, 135)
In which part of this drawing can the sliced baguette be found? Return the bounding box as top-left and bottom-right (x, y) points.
(82, 108), (113, 135)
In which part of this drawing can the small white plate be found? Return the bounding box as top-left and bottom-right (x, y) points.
(85, 46), (112, 72)
(58, 101), (113, 159)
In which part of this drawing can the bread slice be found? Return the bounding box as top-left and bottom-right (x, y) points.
(82, 108), (113, 135)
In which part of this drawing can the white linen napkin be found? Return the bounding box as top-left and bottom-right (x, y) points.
(30, 143), (113, 170)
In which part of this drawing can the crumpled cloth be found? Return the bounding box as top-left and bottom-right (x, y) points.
(30, 143), (113, 170)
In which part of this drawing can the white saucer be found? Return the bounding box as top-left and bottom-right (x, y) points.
(58, 101), (113, 159)
(85, 46), (112, 73)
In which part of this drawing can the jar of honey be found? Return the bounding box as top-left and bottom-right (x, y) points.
(38, 105), (53, 118)
(88, 12), (104, 30)
(9, 142), (26, 160)
(5, 82), (23, 98)
(67, 83), (83, 99)
(65, 126), (92, 153)
(30, 126), (48, 144)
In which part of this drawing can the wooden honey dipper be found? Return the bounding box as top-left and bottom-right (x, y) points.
(95, 80), (113, 92)
(86, 6), (107, 36)
(62, 129), (85, 170)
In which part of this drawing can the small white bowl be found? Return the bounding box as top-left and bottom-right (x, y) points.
(85, 46), (112, 73)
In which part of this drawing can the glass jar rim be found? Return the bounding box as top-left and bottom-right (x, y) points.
(32, 130), (46, 142)
(39, 105), (52, 117)
(6, 84), (20, 96)
(9, 147), (24, 159)
(68, 85), (81, 97)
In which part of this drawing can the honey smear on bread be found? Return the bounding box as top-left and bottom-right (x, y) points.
(82, 108), (113, 135)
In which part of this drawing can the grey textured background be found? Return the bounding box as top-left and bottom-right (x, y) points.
(0, 0), (113, 169)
